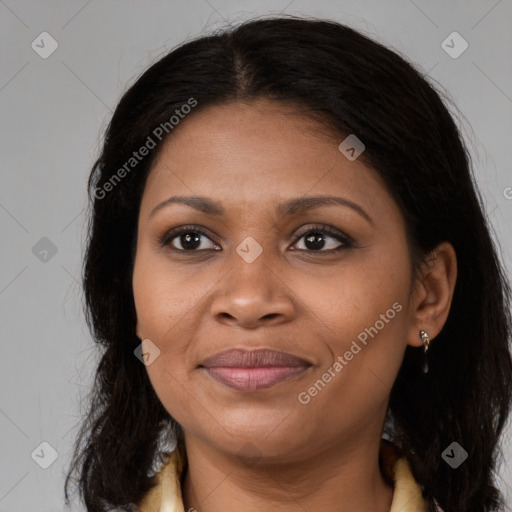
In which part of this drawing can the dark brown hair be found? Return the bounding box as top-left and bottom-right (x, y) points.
(65, 16), (512, 512)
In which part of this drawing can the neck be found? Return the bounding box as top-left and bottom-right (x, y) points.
(181, 435), (394, 512)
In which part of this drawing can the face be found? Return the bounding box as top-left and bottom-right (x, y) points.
(132, 99), (418, 462)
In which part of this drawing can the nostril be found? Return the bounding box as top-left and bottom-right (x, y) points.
(219, 312), (235, 320)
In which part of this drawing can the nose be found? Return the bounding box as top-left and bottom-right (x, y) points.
(210, 252), (296, 329)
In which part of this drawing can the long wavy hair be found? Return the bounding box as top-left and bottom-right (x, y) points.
(65, 16), (512, 512)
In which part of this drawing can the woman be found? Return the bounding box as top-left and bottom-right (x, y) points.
(65, 16), (512, 512)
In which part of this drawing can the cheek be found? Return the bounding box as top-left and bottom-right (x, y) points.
(132, 243), (203, 339)
(132, 246), (214, 420)
(303, 242), (410, 340)
(133, 278), (196, 424)
(296, 303), (408, 442)
(302, 247), (410, 404)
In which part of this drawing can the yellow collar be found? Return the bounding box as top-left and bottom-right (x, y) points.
(138, 441), (428, 512)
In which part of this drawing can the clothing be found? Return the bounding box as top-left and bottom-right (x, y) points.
(137, 439), (439, 512)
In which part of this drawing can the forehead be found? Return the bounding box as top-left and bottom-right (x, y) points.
(140, 99), (397, 224)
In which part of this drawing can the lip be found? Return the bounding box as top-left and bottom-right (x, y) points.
(200, 348), (312, 392)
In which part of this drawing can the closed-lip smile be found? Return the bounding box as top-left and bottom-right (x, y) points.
(199, 348), (312, 392)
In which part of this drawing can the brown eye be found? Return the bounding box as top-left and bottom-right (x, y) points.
(161, 227), (219, 251)
(291, 225), (354, 252)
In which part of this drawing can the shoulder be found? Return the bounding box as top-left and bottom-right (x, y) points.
(136, 448), (186, 512)
(380, 439), (444, 512)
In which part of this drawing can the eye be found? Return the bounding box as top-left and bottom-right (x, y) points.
(291, 224), (353, 252)
(160, 224), (354, 253)
(161, 226), (219, 251)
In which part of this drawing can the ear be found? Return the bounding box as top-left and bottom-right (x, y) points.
(406, 241), (457, 347)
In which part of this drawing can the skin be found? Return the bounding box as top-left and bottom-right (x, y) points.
(132, 99), (457, 512)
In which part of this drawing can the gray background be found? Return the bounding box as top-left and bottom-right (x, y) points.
(1, 0), (511, 510)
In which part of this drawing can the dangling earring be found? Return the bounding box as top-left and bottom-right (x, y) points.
(420, 330), (430, 373)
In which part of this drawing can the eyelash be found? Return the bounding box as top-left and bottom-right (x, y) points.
(160, 223), (355, 254)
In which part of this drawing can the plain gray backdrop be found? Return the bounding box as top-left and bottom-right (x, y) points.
(1, 1), (511, 510)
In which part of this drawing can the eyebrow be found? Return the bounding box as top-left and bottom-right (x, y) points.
(149, 195), (373, 225)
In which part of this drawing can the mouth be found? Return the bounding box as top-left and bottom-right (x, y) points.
(199, 348), (312, 392)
